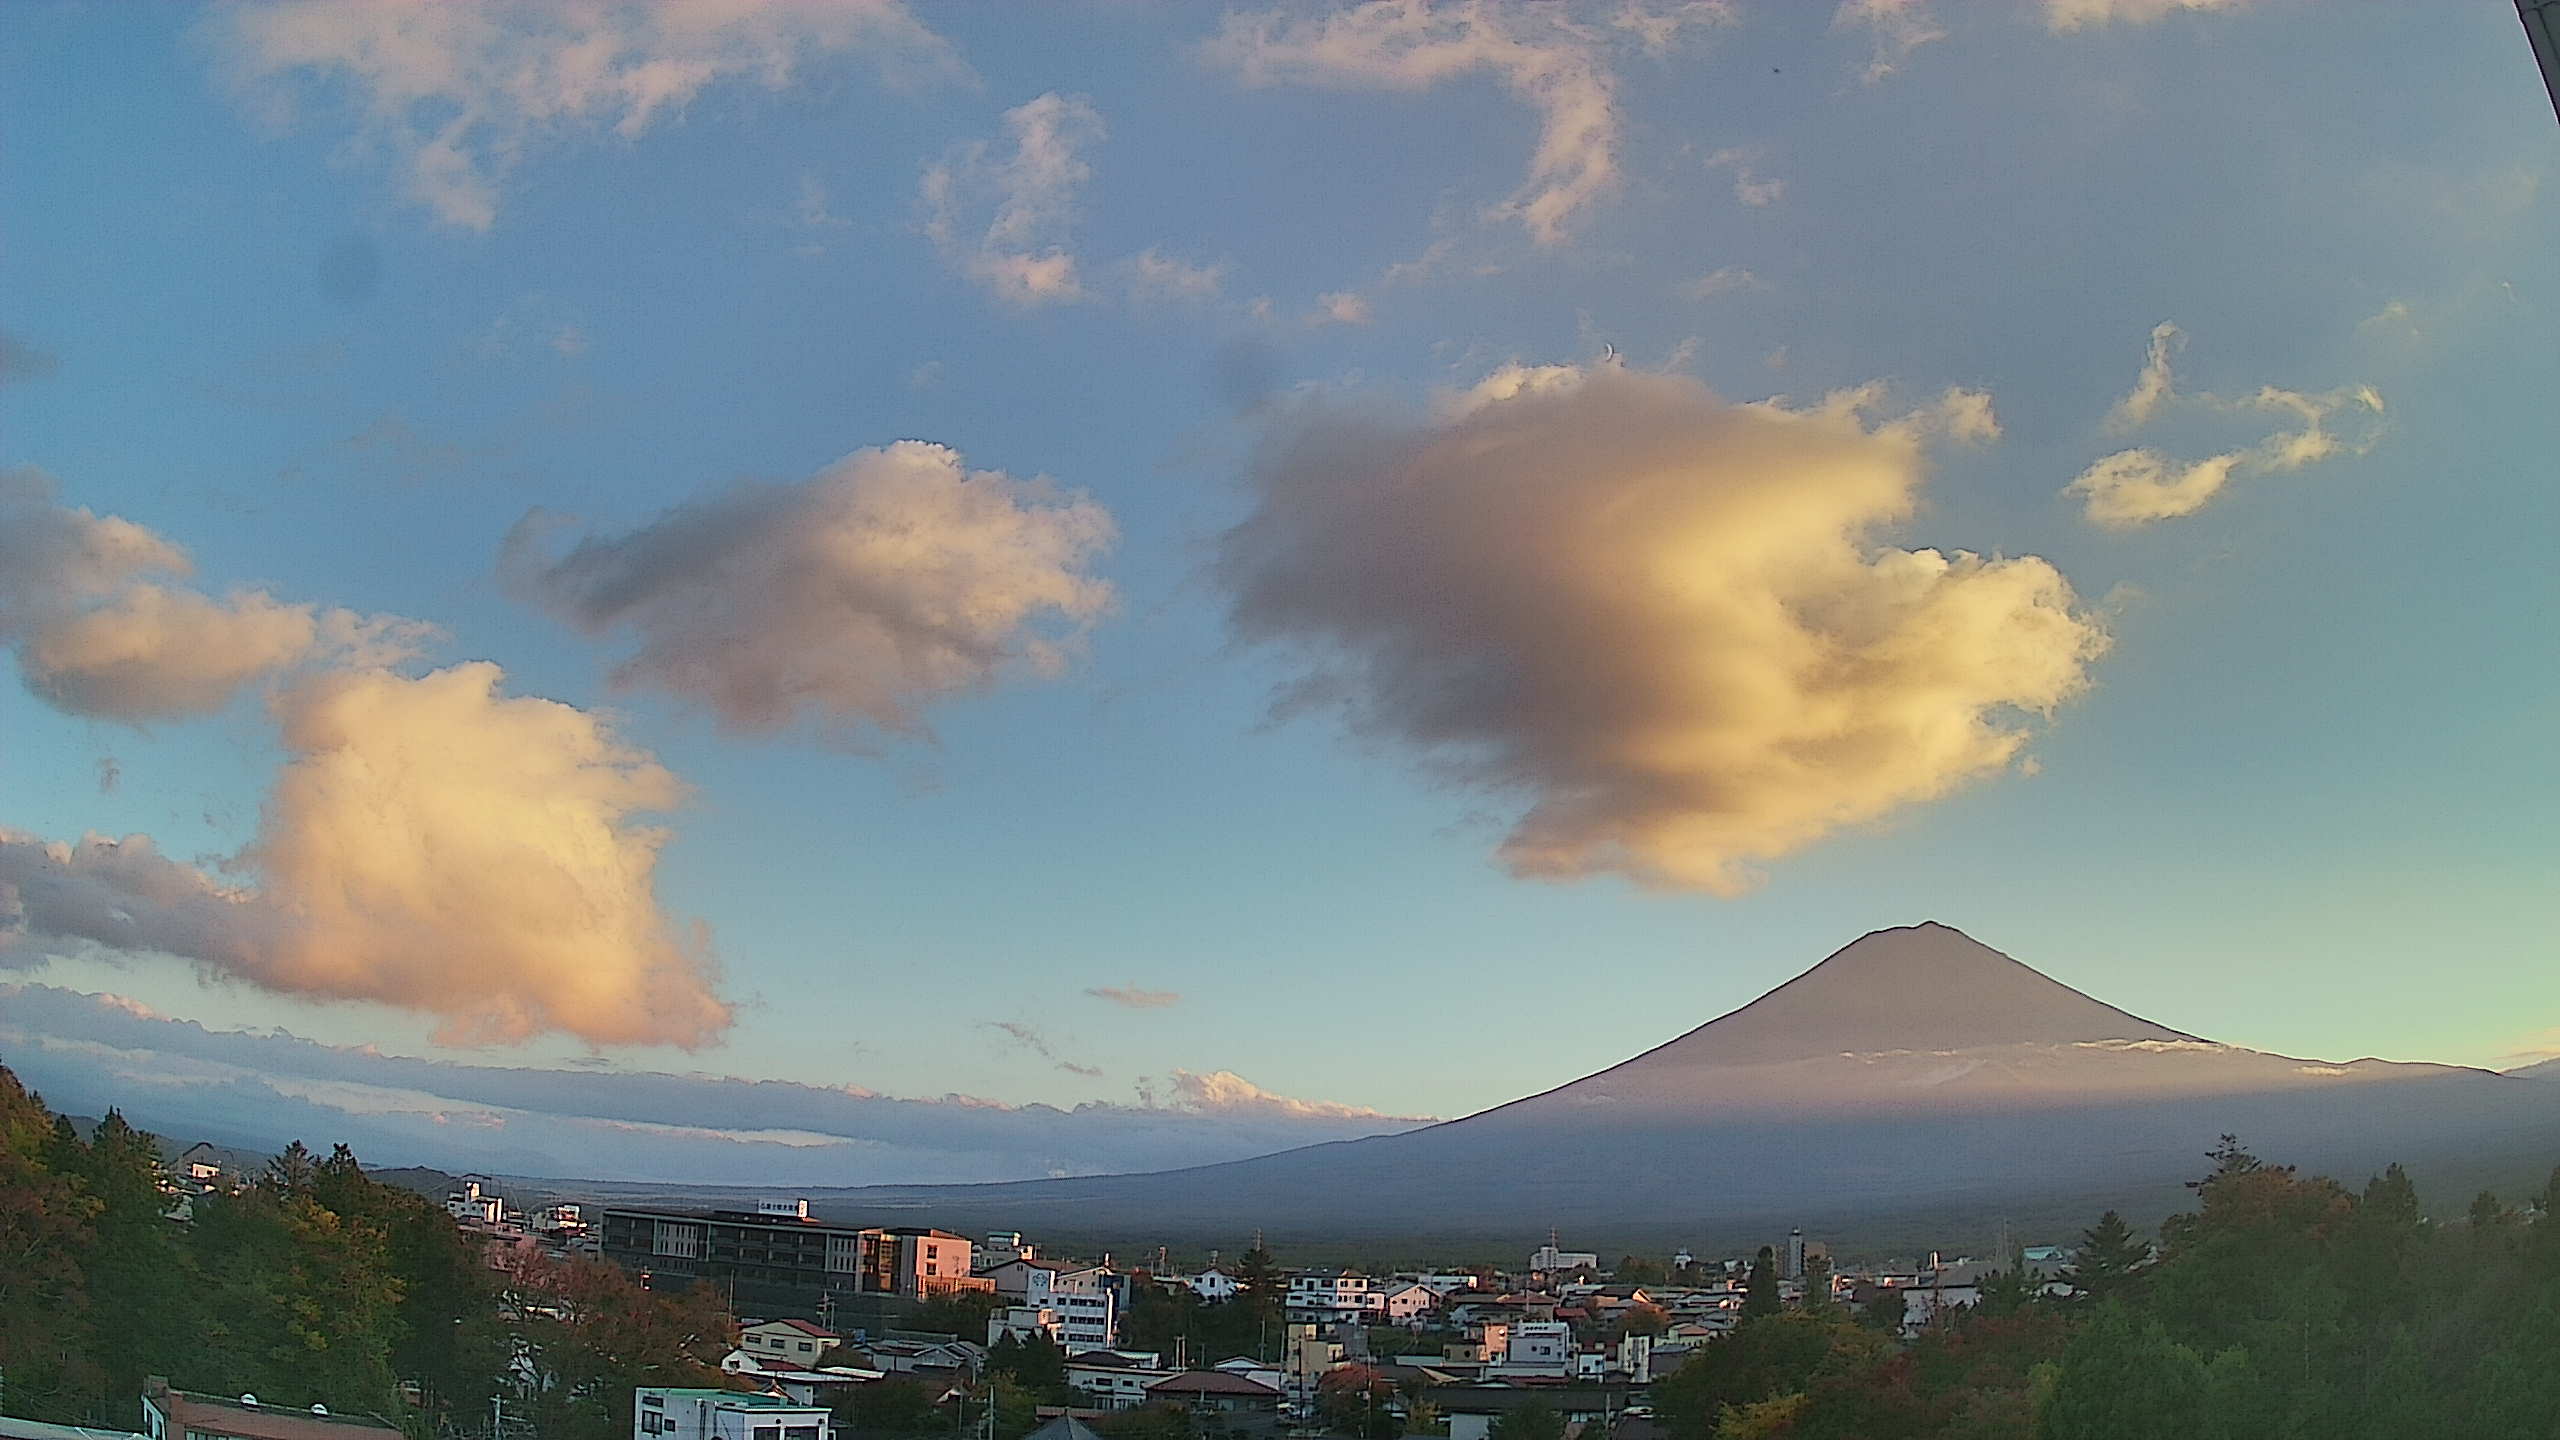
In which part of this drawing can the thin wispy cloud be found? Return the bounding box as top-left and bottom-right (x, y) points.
(1208, 0), (1732, 247)
(2043, 0), (2251, 31)
(923, 92), (1105, 306)
(983, 1020), (1105, 1078)
(2068, 322), (2386, 527)
(1832, 0), (1947, 83)
(210, 0), (964, 231)
(1704, 147), (1784, 208)
(1087, 984), (1181, 1010)
(0, 327), (58, 385)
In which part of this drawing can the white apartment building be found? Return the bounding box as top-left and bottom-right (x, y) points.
(1064, 1353), (1174, 1410)
(1527, 1241), (1599, 1274)
(1285, 1272), (1382, 1325)
(445, 1178), (504, 1226)
(634, 1389), (828, 1440)
(984, 1258), (1118, 1351)
(1484, 1321), (1573, 1378)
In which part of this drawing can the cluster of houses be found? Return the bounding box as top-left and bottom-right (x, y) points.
(643, 1206), (2079, 1440)
(65, 1150), (2073, 1440)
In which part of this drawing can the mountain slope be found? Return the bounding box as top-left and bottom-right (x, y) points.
(786, 924), (2559, 1245)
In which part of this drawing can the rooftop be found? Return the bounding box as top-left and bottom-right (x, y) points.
(0, 1419), (151, 1440)
(147, 1389), (401, 1440)
(1146, 1372), (1281, 1398)
(642, 1391), (823, 1410)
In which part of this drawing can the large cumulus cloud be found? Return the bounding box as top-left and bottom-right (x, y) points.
(504, 441), (1115, 740)
(3, 664), (729, 1049)
(1219, 362), (2108, 895)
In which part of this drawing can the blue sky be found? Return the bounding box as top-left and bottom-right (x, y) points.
(2, 0), (2556, 1180)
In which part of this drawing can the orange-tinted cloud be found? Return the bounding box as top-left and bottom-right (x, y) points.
(1, 663), (729, 1049)
(506, 441), (1114, 740)
(1221, 361), (2106, 894)
(0, 468), (432, 720)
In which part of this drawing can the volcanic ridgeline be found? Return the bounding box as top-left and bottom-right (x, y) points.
(780, 923), (2560, 1249)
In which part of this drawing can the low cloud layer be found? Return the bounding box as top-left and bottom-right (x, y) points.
(505, 442), (1115, 740)
(0, 468), (432, 720)
(0, 984), (1428, 1185)
(2068, 322), (2385, 527)
(1207, 0), (1728, 247)
(2, 664), (729, 1049)
(1220, 362), (2106, 894)
(923, 93), (1105, 306)
(213, 0), (962, 231)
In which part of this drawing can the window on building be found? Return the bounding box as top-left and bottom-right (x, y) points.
(754, 1427), (779, 1440)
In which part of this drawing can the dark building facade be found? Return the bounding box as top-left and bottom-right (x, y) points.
(601, 1205), (987, 1315)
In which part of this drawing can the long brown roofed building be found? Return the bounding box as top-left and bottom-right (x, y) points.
(140, 1381), (400, 1440)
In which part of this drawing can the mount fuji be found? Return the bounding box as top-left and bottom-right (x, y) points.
(679, 925), (2560, 1248)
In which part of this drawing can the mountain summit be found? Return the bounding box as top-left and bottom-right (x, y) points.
(1625, 922), (2198, 1066)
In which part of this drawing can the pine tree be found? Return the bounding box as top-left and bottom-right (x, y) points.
(1741, 1246), (1781, 1320)
(2059, 1211), (2148, 1302)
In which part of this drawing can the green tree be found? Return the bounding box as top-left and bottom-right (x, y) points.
(1742, 1247), (1781, 1320)
(908, 1286), (1001, 1338)
(311, 1144), (504, 1429)
(1237, 1239), (1283, 1351)
(2038, 1304), (2210, 1440)
(0, 1067), (100, 1422)
(2468, 1190), (2507, 1229)
(1856, 1287), (1906, 1334)
(990, 1330), (1068, 1392)
(1654, 1313), (1850, 1438)
(52, 1110), (195, 1419)
(1712, 1394), (1805, 1440)
(1614, 1255), (1666, 1285)
(833, 1377), (943, 1440)
(2057, 1211), (2146, 1303)
(1796, 1252), (1834, 1314)
(1488, 1402), (1563, 1440)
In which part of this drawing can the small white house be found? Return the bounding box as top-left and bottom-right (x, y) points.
(634, 1389), (829, 1440)
(740, 1319), (840, 1368)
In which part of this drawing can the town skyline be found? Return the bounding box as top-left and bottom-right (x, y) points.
(4, 2), (2557, 1181)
